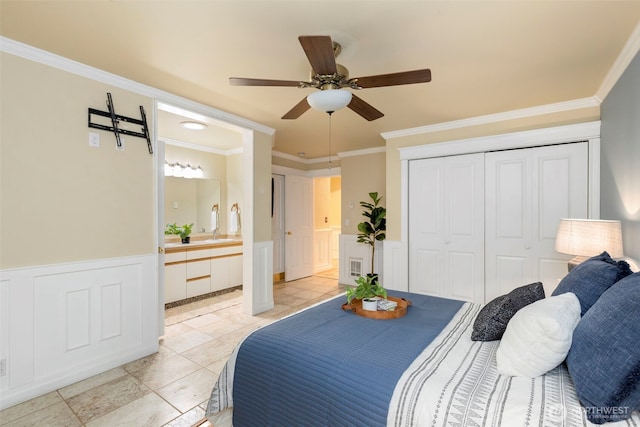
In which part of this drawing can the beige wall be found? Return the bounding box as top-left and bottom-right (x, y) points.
(340, 152), (386, 235)
(226, 153), (243, 235)
(384, 107), (600, 240)
(313, 177), (330, 229)
(330, 176), (341, 228)
(312, 176), (341, 229)
(252, 132), (273, 242)
(0, 53), (155, 268)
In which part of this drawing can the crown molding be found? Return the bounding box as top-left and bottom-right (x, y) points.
(336, 146), (385, 158)
(272, 145), (385, 163)
(271, 150), (336, 164)
(159, 137), (242, 156)
(0, 36), (275, 136)
(381, 97), (599, 141)
(272, 150), (311, 164)
(272, 164), (341, 178)
(595, 21), (640, 103)
(398, 120), (601, 161)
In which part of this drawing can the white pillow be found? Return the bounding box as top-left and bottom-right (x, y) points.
(496, 292), (580, 378)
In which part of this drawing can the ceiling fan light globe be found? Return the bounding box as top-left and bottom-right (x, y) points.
(307, 89), (352, 113)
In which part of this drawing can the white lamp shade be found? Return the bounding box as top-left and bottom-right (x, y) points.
(307, 89), (352, 113)
(555, 219), (624, 258)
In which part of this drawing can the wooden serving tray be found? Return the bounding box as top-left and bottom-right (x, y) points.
(341, 295), (411, 320)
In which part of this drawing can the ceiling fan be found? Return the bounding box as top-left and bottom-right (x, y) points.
(229, 35), (432, 121)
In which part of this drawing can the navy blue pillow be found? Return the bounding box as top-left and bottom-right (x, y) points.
(471, 282), (545, 341)
(552, 251), (632, 316)
(566, 272), (640, 424)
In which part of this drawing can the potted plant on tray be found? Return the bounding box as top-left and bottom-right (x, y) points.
(346, 275), (387, 311)
(165, 223), (193, 244)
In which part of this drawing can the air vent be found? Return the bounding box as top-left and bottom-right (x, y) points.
(349, 258), (363, 277)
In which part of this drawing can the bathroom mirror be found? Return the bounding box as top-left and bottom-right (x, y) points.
(164, 177), (221, 233)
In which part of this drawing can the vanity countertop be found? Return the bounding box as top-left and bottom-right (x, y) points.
(165, 238), (242, 252)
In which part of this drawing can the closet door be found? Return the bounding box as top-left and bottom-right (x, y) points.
(409, 153), (485, 303)
(485, 142), (588, 300)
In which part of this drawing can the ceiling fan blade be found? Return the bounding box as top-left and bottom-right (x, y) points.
(353, 69), (432, 88)
(282, 97), (311, 120)
(229, 77), (302, 87)
(298, 35), (337, 75)
(348, 94), (384, 121)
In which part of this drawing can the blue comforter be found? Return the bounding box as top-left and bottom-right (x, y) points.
(232, 291), (464, 427)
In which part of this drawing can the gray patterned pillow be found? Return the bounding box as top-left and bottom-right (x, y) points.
(471, 282), (545, 341)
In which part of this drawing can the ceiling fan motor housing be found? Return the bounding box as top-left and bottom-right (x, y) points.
(308, 63), (353, 90)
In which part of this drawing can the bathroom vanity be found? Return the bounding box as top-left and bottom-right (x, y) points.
(164, 239), (243, 304)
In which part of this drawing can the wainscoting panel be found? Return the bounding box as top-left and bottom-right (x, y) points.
(339, 234), (383, 286)
(0, 254), (158, 410)
(382, 240), (408, 292)
(313, 229), (332, 273)
(245, 240), (274, 315)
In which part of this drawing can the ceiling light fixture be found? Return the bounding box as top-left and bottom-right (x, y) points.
(307, 88), (352, 113)
(180, 121), (208, 130)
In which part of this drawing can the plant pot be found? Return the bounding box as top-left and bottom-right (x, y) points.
(366, 273), (379, 285)
(362, 298), (378, 311)
(181, 236), (190, 244)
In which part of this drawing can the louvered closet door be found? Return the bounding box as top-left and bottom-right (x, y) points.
(409, 153), (485, 303)
(485, 142), (588, 300)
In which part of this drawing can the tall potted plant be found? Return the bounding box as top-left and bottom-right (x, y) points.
(356, 192), (386, 278)
(345, 192), (387, 309)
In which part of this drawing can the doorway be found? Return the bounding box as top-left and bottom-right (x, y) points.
(157, 102), (244, 312)
(272, 173), (341, 283)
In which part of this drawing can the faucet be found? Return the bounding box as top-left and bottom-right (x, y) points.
(213, 227), (219, 240)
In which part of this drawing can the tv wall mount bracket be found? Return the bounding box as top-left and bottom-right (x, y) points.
(88, 93), (153, 154)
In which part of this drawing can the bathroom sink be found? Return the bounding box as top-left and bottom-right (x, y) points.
(201, 238), (236, 243)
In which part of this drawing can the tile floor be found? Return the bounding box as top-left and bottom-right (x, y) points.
(0, 271), (342, 427)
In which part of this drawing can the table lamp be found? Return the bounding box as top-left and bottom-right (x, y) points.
(555, 219), (623, 271)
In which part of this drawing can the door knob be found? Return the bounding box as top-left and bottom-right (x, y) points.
(286, 231), (292, 235)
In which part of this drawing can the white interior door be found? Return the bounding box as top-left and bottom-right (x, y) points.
(409, 153), (485, 302)
(485, 142), (588, 299)
(271, 174), (285, 275)
(285, 174), (313, 281)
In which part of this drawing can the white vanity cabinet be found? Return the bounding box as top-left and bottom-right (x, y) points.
(164, 241), (243, 303)
(186, 248), (212, 298)
(211, 245), (244, 292)
(165, 250), (187, 303)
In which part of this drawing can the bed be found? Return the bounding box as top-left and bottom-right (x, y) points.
(206, 255), (640, 427)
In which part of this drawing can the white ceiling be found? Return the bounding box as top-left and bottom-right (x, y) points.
(2, 1), (640, 159)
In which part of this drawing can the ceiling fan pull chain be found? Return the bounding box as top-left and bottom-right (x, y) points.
(328, 111), (333, 169)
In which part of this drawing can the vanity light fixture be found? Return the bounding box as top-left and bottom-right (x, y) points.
(164, 161), (204, 179)
(180, 121), (208, 130)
